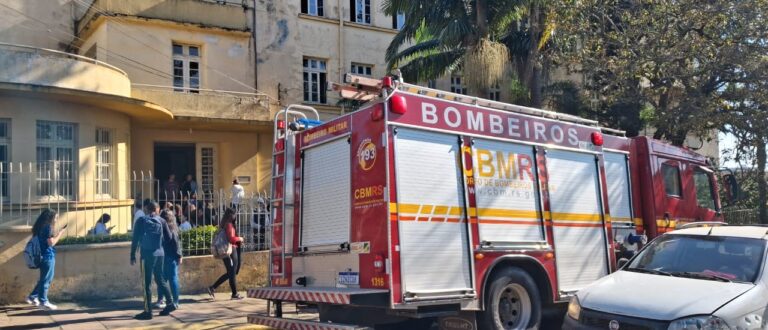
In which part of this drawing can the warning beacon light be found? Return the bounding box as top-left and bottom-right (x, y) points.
(590, 132), (604, 146)
(390, 95), (407, 115)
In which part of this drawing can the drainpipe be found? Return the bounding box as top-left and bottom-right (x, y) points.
(252, 0), (259, 90)
(338, 0), (344, 114)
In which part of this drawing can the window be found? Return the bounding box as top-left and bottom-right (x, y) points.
(392, 12), (405, 30)
(303, 58), (327, 104)
(427, 80), (437, 89)
(661, 163), (682, 197)
(199, 146), (216, 196)
(488, 83), (501, 101)
(0, 119), (10, 199)
(450, 76), (467, 95)
(36, 121), (76, 199)
(351, 63), (373, 76)
(693, 169), (716, 209)
(351, 0), (371, 24)
(301, 0), (324, 16)
(95, 128), (113, 198)
(172, 43), (201, 93)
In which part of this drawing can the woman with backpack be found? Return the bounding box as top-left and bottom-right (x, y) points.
(160, 210), (182, 309)
(27, 209), (65, 310)
(207, 208), (244, 300)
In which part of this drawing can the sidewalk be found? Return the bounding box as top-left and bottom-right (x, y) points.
(0, 292), (289, 330)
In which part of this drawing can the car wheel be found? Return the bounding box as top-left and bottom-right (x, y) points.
(477, 267), (541, 330)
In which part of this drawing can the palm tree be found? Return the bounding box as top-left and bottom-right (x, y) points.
(383, 0), (551, 106)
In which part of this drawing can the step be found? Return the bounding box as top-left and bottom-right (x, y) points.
(247, 287), (389, 306)
(247, 314), (372, 330)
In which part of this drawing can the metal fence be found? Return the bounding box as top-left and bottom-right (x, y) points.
(722, 207), (759, 225)
(0, 163), (270, 255)
(158, 188), (271, 255)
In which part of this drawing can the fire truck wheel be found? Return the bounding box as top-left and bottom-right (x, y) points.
(477, 267), (541, 330)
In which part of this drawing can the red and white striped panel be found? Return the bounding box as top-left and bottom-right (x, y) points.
(248, 288), (351, 304)
(247, 314), (370, 330)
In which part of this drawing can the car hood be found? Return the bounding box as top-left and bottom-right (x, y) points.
(579, 270), (754, 321)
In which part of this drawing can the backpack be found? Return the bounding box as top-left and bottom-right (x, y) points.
(24, 236), (42, 269)
(211, 228), (232, 259)
(140, 216), (163, 252)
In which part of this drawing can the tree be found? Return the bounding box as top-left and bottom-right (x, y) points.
(383, 0), (552, 106)
(552, 0), (756, 145)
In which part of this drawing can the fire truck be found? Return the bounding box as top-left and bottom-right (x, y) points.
(247, 75), (723, 330)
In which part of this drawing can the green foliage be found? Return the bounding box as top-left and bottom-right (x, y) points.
(58, 233), (132, 246)
(180, 225), (217, 256)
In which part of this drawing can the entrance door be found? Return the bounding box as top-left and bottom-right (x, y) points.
(154, 143), (196, 202)
(546, 149), (609, 294)
(394, 128), (474, 301)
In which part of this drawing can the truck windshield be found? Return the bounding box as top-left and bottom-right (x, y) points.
(626, 234), (766, 283)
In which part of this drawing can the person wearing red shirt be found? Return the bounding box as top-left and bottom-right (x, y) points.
(207, 208), (244, 300)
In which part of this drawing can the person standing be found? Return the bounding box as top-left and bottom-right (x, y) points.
(27, 209), (65, 310)
(230, 179), (244, 210)
(163, 174), (179, 203)
(160, 210), (182, 309)
(181, 174), (197, 196)
(132, 199), (145, 231)
(207, 208), (244, 300)
(130, 199), (174, 320)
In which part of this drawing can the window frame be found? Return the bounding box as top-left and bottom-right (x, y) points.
(351, 0), (371, 24)
(303, 57), (328, 104)
(95, 128), (114, 199)
(392, 12), (405, 30)
(0, 119), (10, 200)
(172, 43), (201, 93)
(351, 63), (373, 76)
(450, 76), (468, 95)
(301, 0), (324, 16)
(36, 120), (77, 201)
(488, 82), (501, 101)
(661, 162), (683, 198)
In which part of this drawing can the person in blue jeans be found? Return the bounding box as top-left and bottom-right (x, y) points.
(27, 209), (65, 310)
(160, 209), (182, 309)
(131, 199), (174, 320)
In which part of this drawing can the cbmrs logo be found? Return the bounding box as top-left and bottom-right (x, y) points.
(420, 101), (581, 147)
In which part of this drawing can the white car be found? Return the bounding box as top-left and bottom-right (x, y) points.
(563, 225), (768, 330)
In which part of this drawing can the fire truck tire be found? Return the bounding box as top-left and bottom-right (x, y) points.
(477, 267), (541, 330)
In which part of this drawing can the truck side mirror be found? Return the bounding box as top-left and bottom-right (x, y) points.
(617, 258), (630, 269)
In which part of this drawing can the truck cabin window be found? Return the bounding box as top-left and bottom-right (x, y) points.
(662, 163), (682, 197)
(694, 169), (716, 210)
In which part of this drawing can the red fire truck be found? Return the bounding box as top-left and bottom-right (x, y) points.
(247, 75), (723, 330)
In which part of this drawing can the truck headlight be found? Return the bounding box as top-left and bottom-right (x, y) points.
(668, 316), (729, 330)
(567, 296), (581, 321)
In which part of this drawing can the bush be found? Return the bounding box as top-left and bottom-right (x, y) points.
(181, 225), (217, 256)
(58, 233), (132, 246)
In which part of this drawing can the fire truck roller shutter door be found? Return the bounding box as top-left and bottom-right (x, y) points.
(394, 128), (474, 297)
(472, 139), (545, 243)
(546, 149), (609, 293)
(604, 152), (636, 245)
(301, 138), (352, 248)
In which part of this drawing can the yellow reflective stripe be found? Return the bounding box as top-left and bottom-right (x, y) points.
(477, 208), (542, 219)
(549, 212), (603, 222)
(393, 203), (463, 216)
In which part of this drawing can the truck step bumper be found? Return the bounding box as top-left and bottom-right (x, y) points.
(247, 287), (389, 306)
(247, 314), (372, 330)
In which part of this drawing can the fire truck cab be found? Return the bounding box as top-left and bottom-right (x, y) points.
(247, 76), (722, 330)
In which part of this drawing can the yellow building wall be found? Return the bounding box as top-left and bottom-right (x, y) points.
(130, 126), (272, 196)
(80, 18), (256, 93)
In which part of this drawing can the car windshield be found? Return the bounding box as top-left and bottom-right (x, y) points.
(626, 234), (766, 283)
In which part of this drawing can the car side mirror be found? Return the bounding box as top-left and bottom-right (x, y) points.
(617, 258), (630, 269)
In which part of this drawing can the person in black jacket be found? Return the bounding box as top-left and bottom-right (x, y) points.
(160, 209), (182, 309)
(130, 199), (174, 320)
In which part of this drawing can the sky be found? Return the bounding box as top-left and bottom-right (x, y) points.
(719, 132), (742, 169)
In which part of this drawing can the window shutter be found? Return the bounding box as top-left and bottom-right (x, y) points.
(301, 0), (308, 13)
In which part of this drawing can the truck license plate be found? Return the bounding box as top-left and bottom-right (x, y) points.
(338, 272), (359, 285)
